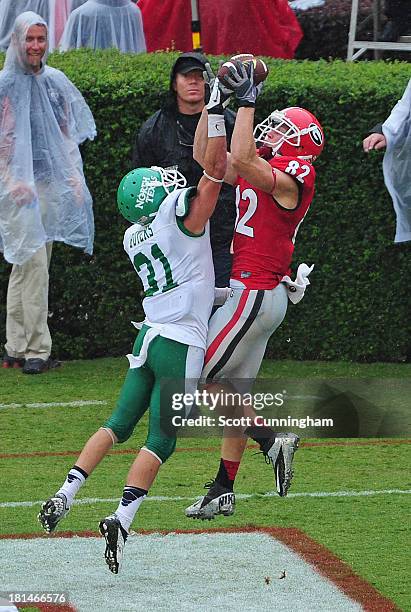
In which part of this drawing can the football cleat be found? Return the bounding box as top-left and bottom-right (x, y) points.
(185, 480), (235, 520)
(263, 432), (300, 497)
(38, 493), (70, 533)
(99, 514), (128, 574)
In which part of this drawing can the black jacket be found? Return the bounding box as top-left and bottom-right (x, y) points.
(132, 106), (237, 252)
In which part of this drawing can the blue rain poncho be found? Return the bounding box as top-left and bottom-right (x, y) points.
(382, 78), (411, 244)
(59, 0), (146, 52)
(0, 11), (96, 265)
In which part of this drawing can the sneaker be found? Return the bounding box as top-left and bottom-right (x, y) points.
(263, 432), (300, 497)
(185, 480), (235, 520)
(22, 357), (60, 375)
(2, 352), (25, 369)
(38, 493), (70, 533)
(99, 514), (128, 574)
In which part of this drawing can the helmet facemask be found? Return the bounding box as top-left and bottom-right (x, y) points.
(254, 109), (323, 161)
(151, 166), (187, 194)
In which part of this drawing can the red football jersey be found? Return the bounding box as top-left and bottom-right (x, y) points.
(231, 156), (316, 290)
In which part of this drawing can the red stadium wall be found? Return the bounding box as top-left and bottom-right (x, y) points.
(138, 0), (302, 58)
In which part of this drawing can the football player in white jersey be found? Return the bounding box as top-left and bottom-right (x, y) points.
(38, 79), (228, 574)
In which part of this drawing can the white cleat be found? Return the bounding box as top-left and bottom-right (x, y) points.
(185, 481), (235, 520)
(264, 432), (300, 497)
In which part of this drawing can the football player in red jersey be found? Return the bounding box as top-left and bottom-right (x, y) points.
(186, 60), (325, 519)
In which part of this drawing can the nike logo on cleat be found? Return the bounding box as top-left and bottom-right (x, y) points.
(219, 494), (235, 507)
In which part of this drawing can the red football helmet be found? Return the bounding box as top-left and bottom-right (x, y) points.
(254, 107), (324, 160)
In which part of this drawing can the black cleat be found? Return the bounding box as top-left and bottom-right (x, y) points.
(38, 493), (69, 533)
(99, 514), (128, 574)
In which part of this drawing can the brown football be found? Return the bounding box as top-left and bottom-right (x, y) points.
(217, 53), (269, 87)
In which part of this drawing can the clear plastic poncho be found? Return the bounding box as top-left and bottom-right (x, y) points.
(0, 2), (89, 52)
(0, 11), (97, 264)
(0, 0), (50, 51)
(382, 78), (411, 244)
(70, 0), (88, 9)
(59, 0), (146, 53)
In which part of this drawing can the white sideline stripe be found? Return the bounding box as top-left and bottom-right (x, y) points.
(1, 488), (410, 508)
(0, 400), (107, 409)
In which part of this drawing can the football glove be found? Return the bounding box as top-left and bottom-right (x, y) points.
(204, 63), (232, 114)
(222, 61), (263, 108)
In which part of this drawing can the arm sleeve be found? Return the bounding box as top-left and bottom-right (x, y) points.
(369, 122), (383, 135)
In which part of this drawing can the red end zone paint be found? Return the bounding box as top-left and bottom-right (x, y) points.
(1, 527), (400, 611)
(0, 439), (409, 460)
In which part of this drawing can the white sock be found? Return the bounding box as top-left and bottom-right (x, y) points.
(114, 486), (147, 532)
(56, 465), (88, 507)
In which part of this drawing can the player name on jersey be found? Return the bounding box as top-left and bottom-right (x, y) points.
(128, 226), (154, 249)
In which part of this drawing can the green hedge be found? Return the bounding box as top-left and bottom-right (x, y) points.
(0, 51), (409, 362)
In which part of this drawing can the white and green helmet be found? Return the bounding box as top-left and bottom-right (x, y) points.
(117, 166), (187, 224)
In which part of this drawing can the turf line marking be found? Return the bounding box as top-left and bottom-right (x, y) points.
(1, 488), (409, 509)
(1, 438), (409, 460)
(0, 400), (107, 409)
(0, 395), (322, 410)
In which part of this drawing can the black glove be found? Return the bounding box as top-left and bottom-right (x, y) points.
(222, 61), (263, 108)
(204, 62), (232, 114)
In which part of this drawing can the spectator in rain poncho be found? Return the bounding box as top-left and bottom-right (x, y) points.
(49, 0), (89, 50)
(0, 11), (96, 374)
(59, 0), (146, 53)
(52, 1), (88, 49)
(0, 0), (87, 51)
(382, 79), (411, 243)
(0, 1), (88, 52)
(0, 0), (50, 51)
(363, 79), (411, 243)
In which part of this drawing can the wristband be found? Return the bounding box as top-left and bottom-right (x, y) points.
(208, 114), (226, 138)
(203, 170), (224, 183)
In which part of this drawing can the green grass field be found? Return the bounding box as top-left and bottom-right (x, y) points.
(0, 358), (410, 610)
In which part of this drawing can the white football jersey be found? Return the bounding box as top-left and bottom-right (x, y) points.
(123, 187), (215, 349)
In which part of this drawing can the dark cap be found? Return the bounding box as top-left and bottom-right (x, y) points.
(171, 52), (208, 79)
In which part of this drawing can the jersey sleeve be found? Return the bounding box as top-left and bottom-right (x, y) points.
(271, 156), (316, 191)
(175, 186), (198, 217)
(123, 226), (132, 257)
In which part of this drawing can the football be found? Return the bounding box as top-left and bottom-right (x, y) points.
(217, 53), (269, 87)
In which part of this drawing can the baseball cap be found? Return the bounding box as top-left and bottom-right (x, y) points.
(171, 52), (208, 78)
